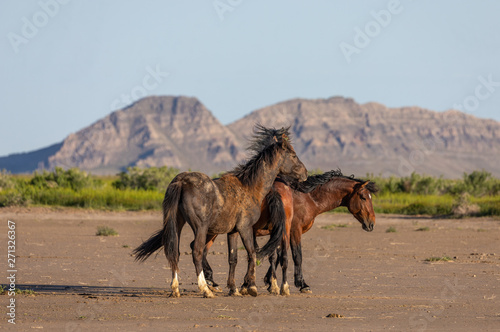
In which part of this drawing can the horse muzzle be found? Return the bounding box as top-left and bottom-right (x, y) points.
(362, 221), (374, 232)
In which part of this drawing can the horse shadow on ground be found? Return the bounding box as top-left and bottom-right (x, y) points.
(13, 284), (201, 298)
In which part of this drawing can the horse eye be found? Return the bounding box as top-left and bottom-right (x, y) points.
(360, 195), (366, 201)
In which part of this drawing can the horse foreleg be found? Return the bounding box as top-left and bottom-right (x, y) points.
(226, 232), (242, 296)
(239, 227), (258, 297)
(290, 231), (311, 293)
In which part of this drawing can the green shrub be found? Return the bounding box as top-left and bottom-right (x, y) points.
(0, 170), (15, 191)
(30, 167), (99, 191)
(386, 226), (397, 233)
(372, 172), (447, 195)
(425, 256), (452, 262)
(96, 226), (118, 236)
(0, 190), (28, 207)
(448, 170), (499, 197)
(451, 193), (480, 217)
(112, 166), (179, 191)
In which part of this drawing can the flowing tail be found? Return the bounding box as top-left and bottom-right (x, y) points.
(133, 181), (183, 272)
(257, 190), (286, 259)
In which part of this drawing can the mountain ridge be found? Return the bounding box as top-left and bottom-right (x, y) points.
(1, 95), (498, 178)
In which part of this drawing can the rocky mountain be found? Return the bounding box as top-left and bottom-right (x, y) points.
(228, 97), (500, 177)
(1, 96), (244, 175)
(1, 95), (499, 177)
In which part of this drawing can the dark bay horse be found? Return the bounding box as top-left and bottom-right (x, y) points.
(201, 170), (377, 295)
(133, 126), (307, 298)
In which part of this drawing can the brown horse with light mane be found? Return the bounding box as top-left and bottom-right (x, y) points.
(201, 170), (377, 295)
(133, 125), (307, 298)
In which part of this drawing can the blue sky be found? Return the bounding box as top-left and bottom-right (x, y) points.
(1, 0), (499, 156)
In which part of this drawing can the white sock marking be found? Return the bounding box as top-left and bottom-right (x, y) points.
(198, 271), (207, 290)
(171, 272), (179, 289)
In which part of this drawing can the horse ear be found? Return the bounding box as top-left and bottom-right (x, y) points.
(273, 136), (278, 143)
(281, 133), (288, 147)
(359, 181), (370, 189)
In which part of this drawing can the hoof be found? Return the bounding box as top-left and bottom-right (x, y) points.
(300, 287), (312, 294)
(268, 286), (280, 295)
(240, 287), (248, 295)
(268, 278), (280, 295)
(170, 290), (180, 298)
(208, 284), (223, 293)
(229, 288), (242, 297)
(280, 283), (290, 296)
(248, 286), (258, 297)
(203, 288), (215, 298)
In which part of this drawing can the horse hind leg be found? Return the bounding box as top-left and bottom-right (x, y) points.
(202, 235), (222, 292)
(266, 250), (280, 295)
(279, 239), (290, 296)
(192, 226), (215, 298)
(170, 217), (185, 297)
(170, 270), (180, 298)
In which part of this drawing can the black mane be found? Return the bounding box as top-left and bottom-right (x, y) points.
(229, 124), (292, 186)
(245, 124), (291, 153)
(289, 169), (378, 194)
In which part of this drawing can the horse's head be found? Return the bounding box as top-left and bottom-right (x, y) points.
(275, 132), (308, 182)
(346, 181), (377, 232)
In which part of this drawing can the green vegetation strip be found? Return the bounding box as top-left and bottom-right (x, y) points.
(0, 168), (499, 216)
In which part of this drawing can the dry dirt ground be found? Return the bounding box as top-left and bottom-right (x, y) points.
(0, 207), (499, 331)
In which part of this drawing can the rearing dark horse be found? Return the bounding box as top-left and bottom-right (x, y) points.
(133, 125), (307, 298)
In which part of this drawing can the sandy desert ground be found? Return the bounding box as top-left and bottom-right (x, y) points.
(0, 207), (499, 331)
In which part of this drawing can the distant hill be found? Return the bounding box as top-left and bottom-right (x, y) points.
(227, 97), (500, 177)
(1, 95), (499, 178)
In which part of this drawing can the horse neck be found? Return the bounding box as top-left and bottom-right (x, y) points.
(252, 155), (283, 202)
(309, 178), (354, 215)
